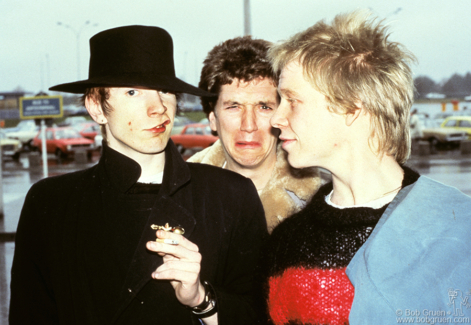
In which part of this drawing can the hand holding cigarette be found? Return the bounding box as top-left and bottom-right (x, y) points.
(146, 229), (205, 309)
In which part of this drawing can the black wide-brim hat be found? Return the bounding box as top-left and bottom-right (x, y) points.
(49, 25), (214, 97)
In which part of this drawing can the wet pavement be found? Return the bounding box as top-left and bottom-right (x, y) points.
(1, 150), (470, 322)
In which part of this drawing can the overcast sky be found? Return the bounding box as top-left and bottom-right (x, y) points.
(2, 0), (471, 94)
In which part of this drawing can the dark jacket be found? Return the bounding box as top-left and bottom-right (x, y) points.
(10, 141), (268, 324)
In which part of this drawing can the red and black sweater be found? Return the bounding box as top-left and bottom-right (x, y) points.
(262, 166), (419, 325)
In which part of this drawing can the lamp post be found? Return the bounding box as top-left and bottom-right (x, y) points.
(57, 21), (98, 80)
(244, 0), (251, 36)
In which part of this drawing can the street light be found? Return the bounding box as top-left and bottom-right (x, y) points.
(57, 21), (98, 80)
(244, 0), (251, 36)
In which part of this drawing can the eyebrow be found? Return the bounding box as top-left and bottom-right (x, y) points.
(222, 100), (277, 106)
(222, 100), (241, 106)
(278, 88), (299, 98)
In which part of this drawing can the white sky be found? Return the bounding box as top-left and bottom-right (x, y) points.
(2, 0), (471, 94)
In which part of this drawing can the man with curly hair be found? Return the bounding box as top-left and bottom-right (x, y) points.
(189, 36), (322, 233)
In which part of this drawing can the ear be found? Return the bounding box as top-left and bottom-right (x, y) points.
(345, 105), (363, 127)
(85, 96), (108, 125)
(209, 111), (218, 132)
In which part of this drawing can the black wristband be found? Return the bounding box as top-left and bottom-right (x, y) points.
(187, 281), (218, 318)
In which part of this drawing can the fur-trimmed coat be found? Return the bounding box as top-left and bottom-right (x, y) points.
(188, 140), (322, 232)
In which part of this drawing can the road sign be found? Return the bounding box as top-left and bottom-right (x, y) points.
(19, 95), (63, 119)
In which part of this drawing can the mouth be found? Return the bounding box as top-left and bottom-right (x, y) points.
(279, 136), (296, 148)
(235, 141), (261, 149)
(147, 120), (170, 133)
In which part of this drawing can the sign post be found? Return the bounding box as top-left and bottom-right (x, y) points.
(0, 143), (3, 219)
(19, 95), (63, 178)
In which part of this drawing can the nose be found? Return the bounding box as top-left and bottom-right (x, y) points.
(147, 91), (167, 117)
(240, 107), (258, 133)
(271, 99), (289, 129)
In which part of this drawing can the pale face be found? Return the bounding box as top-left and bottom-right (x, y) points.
(102, 87), (177, 159)
(209, 78), (278, 170)
(270, 61), (345, 169)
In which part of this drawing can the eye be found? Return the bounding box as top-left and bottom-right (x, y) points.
(126, 89), (139, 96)
(260, 105), (272, 110)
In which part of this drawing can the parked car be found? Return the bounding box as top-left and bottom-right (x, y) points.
(441, 116), (471, 139)
(73, 122), (101, 140)
(0, 129), (22, 160)
(63, 105), (89, 116)
(3, 120), (36, 133)
(170, 123), (218, 154)
(6, 120), (40, 150)
(58, 116), (88, 127)
(420, 118), (467, 148)
(171, 115), (194, 135)
(32, 127), (95, 158)
(94, 134), (103, 150)
(433, 112), (454, 125)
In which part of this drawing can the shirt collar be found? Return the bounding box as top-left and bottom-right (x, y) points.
(100, 140), (191, 194)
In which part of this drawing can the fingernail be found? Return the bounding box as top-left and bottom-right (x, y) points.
(152, 272), (159, 279)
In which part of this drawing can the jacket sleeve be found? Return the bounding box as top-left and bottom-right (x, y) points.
(9, 183), (59, 324)
(212, 180), (269, 325)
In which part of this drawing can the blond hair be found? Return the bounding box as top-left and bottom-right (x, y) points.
(269, 11), (416, 163)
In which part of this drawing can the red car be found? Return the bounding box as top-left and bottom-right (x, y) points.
(170, 123), (218, 154)
(32, 127), (95, 158)
(73, 122), (101, 140)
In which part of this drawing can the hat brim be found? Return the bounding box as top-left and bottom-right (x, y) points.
(49, 74), (215, 97)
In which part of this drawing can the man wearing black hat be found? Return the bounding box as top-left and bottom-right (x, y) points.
(10, 26), (267, 325)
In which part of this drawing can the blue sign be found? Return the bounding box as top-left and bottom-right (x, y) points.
(20, 96), (63, 119)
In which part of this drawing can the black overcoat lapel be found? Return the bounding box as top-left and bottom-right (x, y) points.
(112, 142), (197, 322)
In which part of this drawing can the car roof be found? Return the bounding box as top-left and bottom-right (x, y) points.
(184, 123), (209, 127)
(45, 126), (77, 131)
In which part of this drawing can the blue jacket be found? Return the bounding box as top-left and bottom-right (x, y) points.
(347, 176), (471, 324)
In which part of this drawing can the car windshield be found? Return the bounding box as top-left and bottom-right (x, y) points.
(55, 129), (82, 139)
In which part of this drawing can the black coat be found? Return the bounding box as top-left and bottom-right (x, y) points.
(10, 142), (268, 324)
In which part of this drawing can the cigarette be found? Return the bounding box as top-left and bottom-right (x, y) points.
(156, 238), (179, 245)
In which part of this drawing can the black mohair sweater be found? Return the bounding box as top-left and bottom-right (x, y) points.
(262, 166), (420, 325)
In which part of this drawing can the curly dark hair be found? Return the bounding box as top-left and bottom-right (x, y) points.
(199, 36), (276, 116)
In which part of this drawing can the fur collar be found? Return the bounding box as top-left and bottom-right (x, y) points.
(188, 140), (321, 232)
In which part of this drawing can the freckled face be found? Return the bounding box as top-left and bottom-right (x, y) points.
(209, 78), (278, 169)
(103, 87), (176, 158)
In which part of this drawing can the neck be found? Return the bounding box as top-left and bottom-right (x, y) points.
(136, 152), (166, 179)
(329, 151), (404, 207)
(225, 153), (277, 192)
(110, 145), (166, 179)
